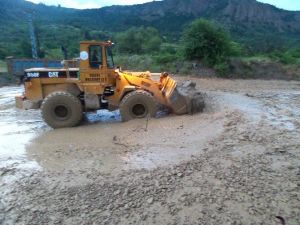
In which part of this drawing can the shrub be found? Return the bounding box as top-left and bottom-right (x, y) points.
(181, 19), (235, 66)
(280, 52), (297, 64)
(115, 27), (162, 54)
(19, 40), (32, 58)
(0, 47), (8, 59)
(269, 48), (300, 65)
(154, 53), (178, 64)
(214, 62), (230, 77)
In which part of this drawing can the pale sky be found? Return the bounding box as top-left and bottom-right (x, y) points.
(26, 0), (300, 11)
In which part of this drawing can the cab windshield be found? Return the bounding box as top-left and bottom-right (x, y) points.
(106, 46), (114, 69)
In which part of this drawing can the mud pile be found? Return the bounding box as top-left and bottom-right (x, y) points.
(176, 80), (206, 114)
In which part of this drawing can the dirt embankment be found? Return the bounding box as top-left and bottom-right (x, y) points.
(0, 79), (299, 225)
(228, 59), (300, 80)
(183, 59), (300, 80)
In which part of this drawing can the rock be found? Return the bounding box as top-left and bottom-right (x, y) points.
(177, 173), (183, 178)
(147, 197), (154, 204)
(278, 149), (287, 153)
(238, 135), (247, 141)
(114, 190), (121, 196)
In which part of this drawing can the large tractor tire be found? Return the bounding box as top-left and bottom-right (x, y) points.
(119, 90), (157, 122)
(41, 92), (82, 129)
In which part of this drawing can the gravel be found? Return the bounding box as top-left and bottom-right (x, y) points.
(0, 79), (300, 225)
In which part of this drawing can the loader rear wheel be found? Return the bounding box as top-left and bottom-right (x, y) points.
(120, 90), (157, 122)
(41, 92), (82, 129)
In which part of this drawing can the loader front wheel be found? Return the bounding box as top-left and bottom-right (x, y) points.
(41, 92), (82, 129)
(120, 91), (157, 122)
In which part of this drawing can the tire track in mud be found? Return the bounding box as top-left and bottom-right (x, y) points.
(0, 80), (300, 225)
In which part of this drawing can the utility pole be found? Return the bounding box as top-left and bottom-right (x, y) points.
(27, 12), (38, 59)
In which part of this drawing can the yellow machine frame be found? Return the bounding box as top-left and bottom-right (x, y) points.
(19, 41), (178, 109)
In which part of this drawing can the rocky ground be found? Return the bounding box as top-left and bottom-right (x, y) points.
(0, 78), (299, 225)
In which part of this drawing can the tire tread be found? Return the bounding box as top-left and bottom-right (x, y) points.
(41, 91), (82, 128)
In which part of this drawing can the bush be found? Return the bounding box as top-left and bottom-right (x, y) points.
(269, 48), (300, 65)
(0, 48), (8, 59)
(114, 54), (155, 71)
(214, 62), (230, 77)
(154, 53), (178, 64)
(181, 19), (235, 66)
(19, 40), (32, 58)
(115, 27), (162, 54)
(230, 41), (243, 56)
(160, 43), (178, 54)
(280, 52), (297, 64)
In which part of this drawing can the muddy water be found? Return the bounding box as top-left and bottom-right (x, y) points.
(0, 87), (44, 171)
(0, 85), (223, 175)
(1, 80), (299, 176)
(210, 90), (300, 130)
(26, 112), (224, 173)
(1, 79), (300, 225)
(261, 91), (300, 130)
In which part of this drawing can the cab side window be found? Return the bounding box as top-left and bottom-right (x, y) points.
(106, 47), (114, 69)
(89, 45), (102, 68)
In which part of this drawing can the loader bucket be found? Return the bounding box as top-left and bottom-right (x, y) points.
(168, 87), (190, 115)
(167, 80), (205, 115)
(159, 75), (188, 114)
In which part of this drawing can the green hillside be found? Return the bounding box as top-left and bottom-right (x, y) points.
(1, 0), (300, 60)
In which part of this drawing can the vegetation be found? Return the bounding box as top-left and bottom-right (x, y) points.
(115, 27), (162, 54)
(180, 19), (245, 76)
(0, 60), (7, 72)
(269, 49), (300, 65)
(0, 48), (8, 60)
(111, 18), (300, 79)
(0, 0), (299, 79)
(181, 19), (238, 66)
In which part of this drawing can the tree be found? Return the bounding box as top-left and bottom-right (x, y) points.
(19, 40), (32, 58)
(116, 28), (142, 53)
(181, 19), (234, 66)
(144, 35), (161, 52)
(83, 30), (92, 40)
(115, 27), (162, 54)
(0, 47), (8, 59)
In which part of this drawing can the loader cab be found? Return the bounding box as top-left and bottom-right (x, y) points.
(79, 41), (116, 85)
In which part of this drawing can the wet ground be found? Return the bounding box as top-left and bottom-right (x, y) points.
(0, 78), (299, 225)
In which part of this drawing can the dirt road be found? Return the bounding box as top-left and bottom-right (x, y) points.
(0, 78), (299, 225)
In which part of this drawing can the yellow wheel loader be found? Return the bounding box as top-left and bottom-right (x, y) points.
(15, 41), (204, 128)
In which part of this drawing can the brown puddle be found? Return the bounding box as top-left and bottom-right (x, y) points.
(26, 113), (224, 174)
(1, 83), (299, 176)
